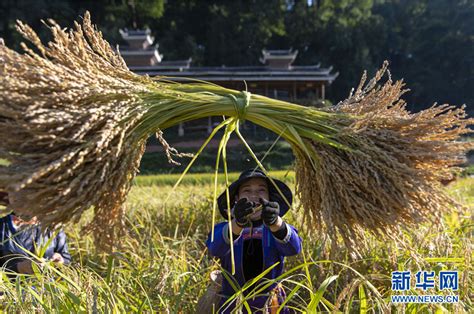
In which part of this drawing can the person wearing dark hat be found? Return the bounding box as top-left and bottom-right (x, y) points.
(205, 169), (302, 313)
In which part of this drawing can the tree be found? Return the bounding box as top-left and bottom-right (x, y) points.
(367, 0), (473, 113)
(1, 0), (471, 114)
(281, 0), (380, 102)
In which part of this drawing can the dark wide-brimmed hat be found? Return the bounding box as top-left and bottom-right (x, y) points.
(217, 169), (293, 219)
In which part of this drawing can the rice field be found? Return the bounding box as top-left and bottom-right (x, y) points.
(0, 10), (472, 314)
(0, 173), (472, 313)
(2, 12), (473, 254)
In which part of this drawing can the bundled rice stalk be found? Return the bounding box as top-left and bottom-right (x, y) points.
(296, 64), (473, 256)
(0, 12), (472, 254)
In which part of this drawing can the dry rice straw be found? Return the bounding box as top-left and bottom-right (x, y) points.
(0, 12), (472, 255)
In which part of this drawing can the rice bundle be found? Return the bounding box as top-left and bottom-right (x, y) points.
(297, 65), (473, 255)
(0, 12), (472, 253)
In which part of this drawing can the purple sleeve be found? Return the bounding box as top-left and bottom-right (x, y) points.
(272, 223), (302, 256)
(206, 222), (241, 257)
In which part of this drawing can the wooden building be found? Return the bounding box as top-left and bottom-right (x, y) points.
(118, 29), (338, 136)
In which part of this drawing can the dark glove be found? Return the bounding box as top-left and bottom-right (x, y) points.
(260, 198), (280, 226)
(232, 198), (254, 227)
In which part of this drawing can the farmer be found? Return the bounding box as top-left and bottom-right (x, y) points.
(206, 169), (302, 313)
(0, 193), (71, 274)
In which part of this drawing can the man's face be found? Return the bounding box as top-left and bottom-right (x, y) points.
(11, 214), (38, 226)
(236, 178), (269, 221)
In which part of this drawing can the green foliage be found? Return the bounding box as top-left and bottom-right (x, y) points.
(0, 158), (9, 166)
(0, 177), (472, 312)
(134, 170), (295, 186)
(104, 0), (164, 29)
(0, 2), (472, 311)
(0, 0), (471, 113)
(140, 139), (295, 174)
(462, 164), (474, 177)
(371, 0), (474, 114)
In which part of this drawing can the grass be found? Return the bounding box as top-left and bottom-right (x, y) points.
(0, 175), (472, 312)
(134, 170), (295, 186)
(139, 139), (295, 174)
(1, 11), (472, 312)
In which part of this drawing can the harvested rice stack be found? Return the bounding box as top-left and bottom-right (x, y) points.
(0, 12), (472, 252)
(296, 66), (472, 255)
(0, 15), (161, 245)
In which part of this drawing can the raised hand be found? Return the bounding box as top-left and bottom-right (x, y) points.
(232, 198), (254, 227)
(260, 198), (280, 227)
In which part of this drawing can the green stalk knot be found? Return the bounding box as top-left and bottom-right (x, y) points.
(229, 91), (251, 122)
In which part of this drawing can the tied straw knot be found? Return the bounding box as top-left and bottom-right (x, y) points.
(229, 91), (251, 121)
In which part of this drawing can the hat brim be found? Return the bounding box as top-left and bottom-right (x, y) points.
(217, 177), (292, 219)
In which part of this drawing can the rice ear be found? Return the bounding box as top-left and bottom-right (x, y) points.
(0, 12), (472, 253)
(296, 66), (473, 257)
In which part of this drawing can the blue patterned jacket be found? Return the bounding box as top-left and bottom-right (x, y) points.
(0, 214), (71, 272)
(206, 221), (302, 299)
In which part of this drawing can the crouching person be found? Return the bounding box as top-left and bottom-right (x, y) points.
(0, 212), (71, 274)
(206, 169), (302, 313)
